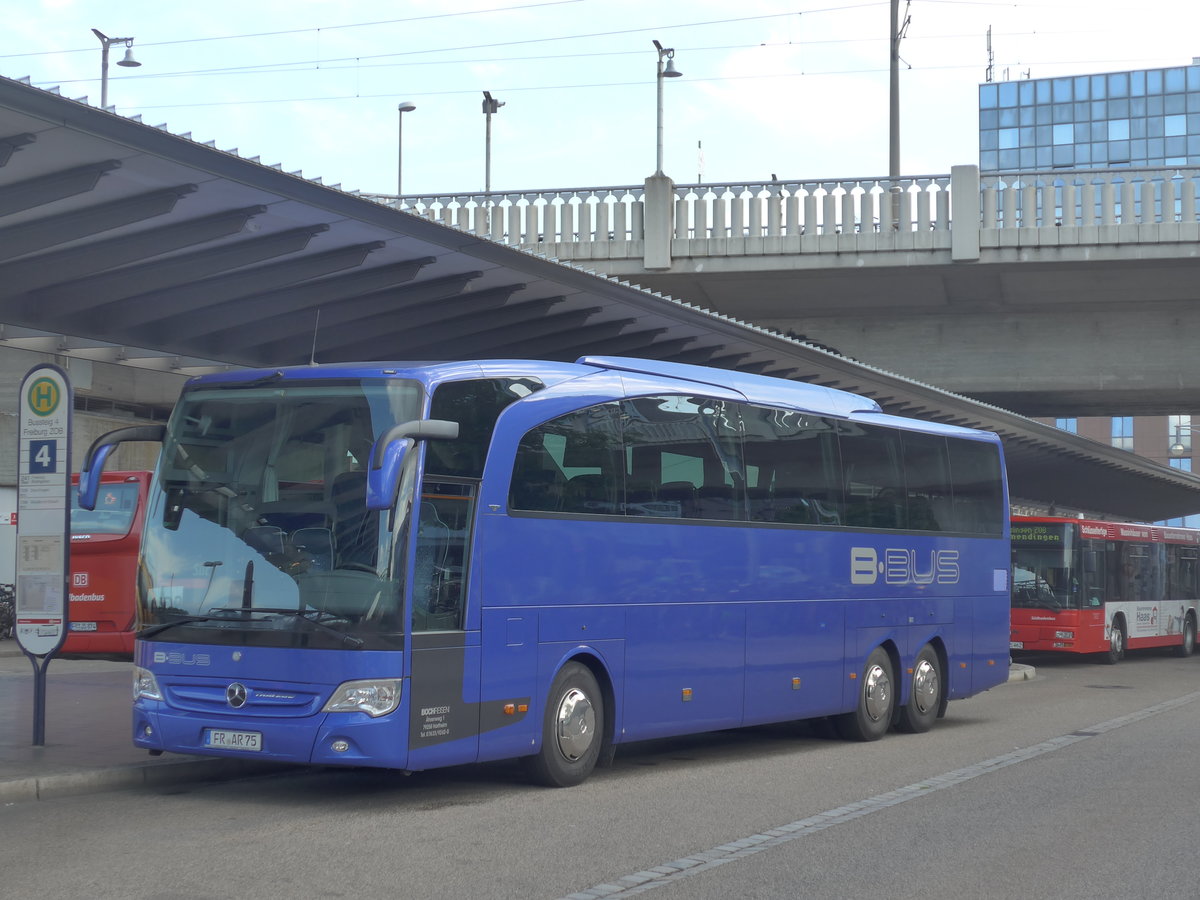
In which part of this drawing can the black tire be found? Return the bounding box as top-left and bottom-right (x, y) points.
(1103, 618), (1126, 665)
(834, 647), (895, 742)
(897, 644), (941, 734)
(522, 662), (604, 787)
(1175, 613), (1197, 658)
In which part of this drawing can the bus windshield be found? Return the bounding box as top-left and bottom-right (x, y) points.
(1011, 548), (1082, 610)
(1012, 520), (1099, 614)
(71, 482), (139, 536)
(139, 378), (424, 650)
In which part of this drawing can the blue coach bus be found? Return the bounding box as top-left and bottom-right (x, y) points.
(80, 356), (1010, 787)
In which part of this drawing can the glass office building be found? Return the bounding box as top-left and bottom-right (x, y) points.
(979, 63), (1200, 173)
(979, 63), (1200, 525)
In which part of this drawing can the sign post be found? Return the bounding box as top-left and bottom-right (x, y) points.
(16, 364), (72, 746)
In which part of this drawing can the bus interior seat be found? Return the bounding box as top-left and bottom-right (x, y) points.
(623, 482), (658, 516)
(696, 484), (739, 520)
(657, 481), (698, 517)
(244, 524), (286, 556)
(563, 473), (617, 513)
(511, 468), (565, 511)
(292, 527), (334, 571)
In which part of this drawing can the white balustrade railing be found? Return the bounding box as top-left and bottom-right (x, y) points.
(362, 165), (1200, 263)
(381, 184), (647, 244)
(670, 176), (952, 239)
(981, 168), (1200, 228)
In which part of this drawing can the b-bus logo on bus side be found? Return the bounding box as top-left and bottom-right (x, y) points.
(850, 547), (960, 586)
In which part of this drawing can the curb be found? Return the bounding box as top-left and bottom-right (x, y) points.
(0, 757), (292, 805)
(1008, 663), (1036, 682)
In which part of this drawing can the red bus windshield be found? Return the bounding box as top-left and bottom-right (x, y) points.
(71, 482), (140, 537)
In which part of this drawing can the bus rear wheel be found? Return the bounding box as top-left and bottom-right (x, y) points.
(897, 644), (941, 734)
(1103, 619), (1125, 665)
(1175, 613), (1197, 658)
(835, 647), (895, 742)
(523, 662), (604, 788)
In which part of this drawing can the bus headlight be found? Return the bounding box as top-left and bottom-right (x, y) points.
(133, 666), (162, 701)
(1055, 630), (1074, 639)
(322, 679), (402, 717)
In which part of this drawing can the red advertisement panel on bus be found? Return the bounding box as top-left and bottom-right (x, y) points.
(64, 471), (151, 657)
(1010, 515), (1200, 663)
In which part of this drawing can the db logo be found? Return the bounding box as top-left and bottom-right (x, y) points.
(73, 573), (88, 587)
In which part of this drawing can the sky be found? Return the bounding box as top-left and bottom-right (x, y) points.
(5, 0), (1200, 198)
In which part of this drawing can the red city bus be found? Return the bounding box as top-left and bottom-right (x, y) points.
(1010, 515), (1200, 663)
(63, 471), (151, 657)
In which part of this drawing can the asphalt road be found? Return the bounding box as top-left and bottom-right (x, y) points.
(2, 650), (1197, 900)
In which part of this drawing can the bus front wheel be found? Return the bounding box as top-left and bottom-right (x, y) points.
(523, 662), (604, 788)
(897, 644), (941, 734)
(835, 647), (895, 742)
(1104, 619), (1126, 665)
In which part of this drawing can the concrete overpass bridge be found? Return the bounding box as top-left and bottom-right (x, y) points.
(388, 165), (1200, 417)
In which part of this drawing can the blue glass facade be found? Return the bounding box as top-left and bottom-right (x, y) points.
(979, 64), (1200, 172)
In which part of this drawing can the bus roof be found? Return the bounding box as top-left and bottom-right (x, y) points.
(184, 357), (997, 442)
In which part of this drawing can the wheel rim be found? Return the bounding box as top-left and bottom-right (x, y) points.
(554, 687), (596, 762)
(1187, 621), (1196, 653)
(911, 657), (939, 715)
(863, 662), (892, 722)
(1111, 628), (1123, 655)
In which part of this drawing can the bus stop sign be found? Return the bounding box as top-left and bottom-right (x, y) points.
(16, 364), (72, 658)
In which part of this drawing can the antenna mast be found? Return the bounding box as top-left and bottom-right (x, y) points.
(985, 25), (994, 83)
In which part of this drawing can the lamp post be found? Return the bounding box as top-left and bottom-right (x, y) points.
(396, 101), (416, 199)
(652, 39), (682, 176)
(481, 91), (505, 194)
(91, 28), (140, 109)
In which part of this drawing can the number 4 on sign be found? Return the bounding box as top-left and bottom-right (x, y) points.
(30, 440), (55, 473)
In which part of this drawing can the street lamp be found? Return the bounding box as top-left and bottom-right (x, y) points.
(397, 101), (416, 198)
(653, 39), (682, 176)
(91, 28), (141, 109)
(481, 91), (505, 194)
(1170, 424), (1196, 456)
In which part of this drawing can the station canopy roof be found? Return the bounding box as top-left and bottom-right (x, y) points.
(2, 73), (1199, 523)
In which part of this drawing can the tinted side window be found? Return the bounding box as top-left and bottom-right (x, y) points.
(621, 396), (744, 520)
(901, 432), (954, 532)
(741, 406), (842, 525)
(428, 378), (543, 478)
(1167, 545), (1200, 602)
(946, 438), (1005, 535)
(509, 402), (623, 514)
(838, 422), (905, 529)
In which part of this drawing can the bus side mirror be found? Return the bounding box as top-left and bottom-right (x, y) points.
(366, 439), (413, 510)
(79, 424), (166, 510)
(365, 419), (460, 511)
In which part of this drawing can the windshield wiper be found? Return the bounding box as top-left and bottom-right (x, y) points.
(250, 607), (366, 649)
(139, 610), (254, 640)
(139, 607), (365, 648)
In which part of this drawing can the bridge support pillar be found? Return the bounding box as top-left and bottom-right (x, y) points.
(643, 173), (675, 270)
(951, 164), (980, 262)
